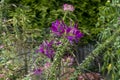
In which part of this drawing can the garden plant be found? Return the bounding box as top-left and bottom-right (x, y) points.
(0, 0), (120, 80)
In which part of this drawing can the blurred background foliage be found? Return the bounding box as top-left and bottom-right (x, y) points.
(71, 0), (120, 80)
(6, 0), (107, 43)
(97, 0), (120, 79)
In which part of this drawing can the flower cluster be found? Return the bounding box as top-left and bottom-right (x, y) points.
(38, 40), (55, 59)
(37, 3), (83, 59)
(51, 20), (83, 44)
(33, 68), (43, 75)
(33, 62), (51, 75)
(35, 4), (84, 78)
(63, 4), (75, 12)
(37, 20), (83, 59)
(50, 20), (66, 36)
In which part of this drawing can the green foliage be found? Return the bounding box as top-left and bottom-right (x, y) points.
(97, 1), (120, 79)
(70, 0), (120, 79)
(0, 0), (46, 79)
(7, 0), (107, 43)
(71, 26), (120, 79)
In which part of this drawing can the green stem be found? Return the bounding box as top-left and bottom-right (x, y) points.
(0, 0), (3, 29)
(48, 39), (69, 80)
(62, 11), (68, 21)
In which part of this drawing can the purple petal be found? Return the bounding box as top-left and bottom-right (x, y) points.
(50, 20), (66, 36)
(67, 36), (75, 41)
(66, 27), (71, 33)
(50, 26), (58, 32)
(39, 47), (44, 53)
(37, 40), (55, 59)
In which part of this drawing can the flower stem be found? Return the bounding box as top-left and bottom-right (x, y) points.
(62, 11), (68, 21)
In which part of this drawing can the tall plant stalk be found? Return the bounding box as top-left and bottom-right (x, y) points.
(0, 0), (3, 29)
(48, 39), (69, 80)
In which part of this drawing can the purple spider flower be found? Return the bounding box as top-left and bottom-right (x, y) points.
(50, 20), (83, 44)
(38, 40), (55, 59)
(50, 20), (66, 36)
(63, 4), (75, 12)
(33, 68), (43, 75)
(66, 24), (83, 44)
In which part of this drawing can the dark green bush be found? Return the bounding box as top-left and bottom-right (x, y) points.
(6, 0), (107, 44)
